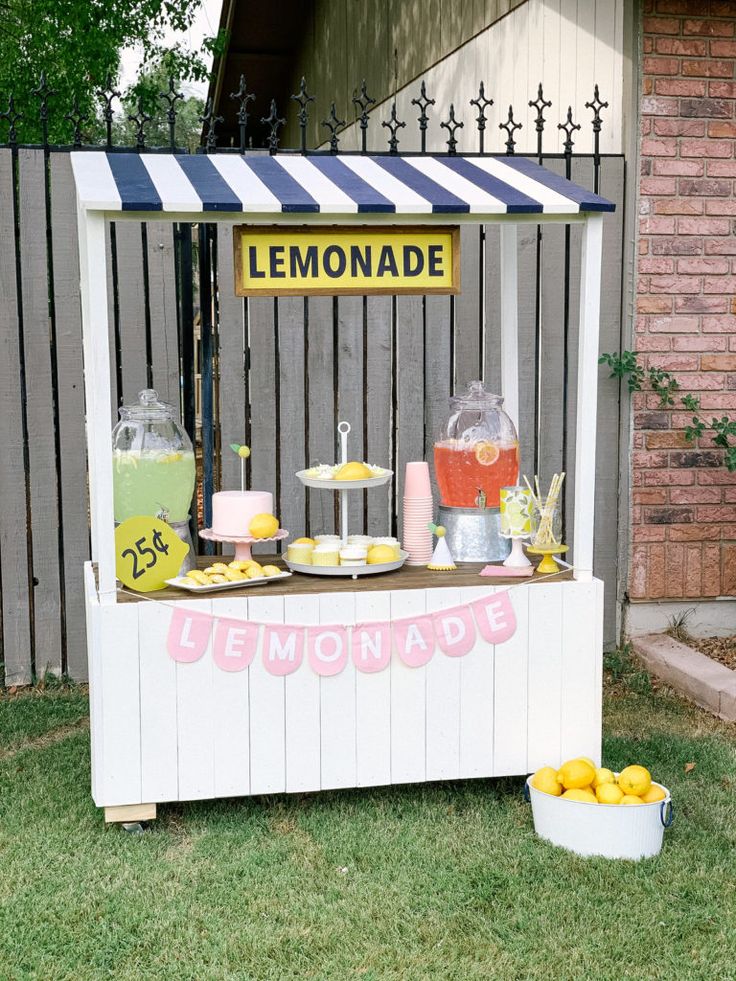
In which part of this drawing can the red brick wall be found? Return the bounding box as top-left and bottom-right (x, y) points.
(632, 0), (736, 600)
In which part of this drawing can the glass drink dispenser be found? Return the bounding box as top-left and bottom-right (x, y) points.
(433, 380), (518, 561)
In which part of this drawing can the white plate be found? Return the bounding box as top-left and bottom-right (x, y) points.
(166, 571), (292, 593)
(296, 468), (393, 490)
(285, 551), (408, 578)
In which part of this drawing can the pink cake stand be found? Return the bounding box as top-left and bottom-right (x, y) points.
(198, 528), (289, 562)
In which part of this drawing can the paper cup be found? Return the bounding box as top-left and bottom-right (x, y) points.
(403, 462), (432, 499)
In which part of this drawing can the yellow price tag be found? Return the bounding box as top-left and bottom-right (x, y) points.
(115, 516), (189, 592)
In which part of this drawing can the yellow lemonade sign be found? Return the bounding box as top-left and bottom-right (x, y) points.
(233, 226), (460, 297)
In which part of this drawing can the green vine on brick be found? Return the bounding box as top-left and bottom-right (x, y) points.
(600, 350), (736, 472)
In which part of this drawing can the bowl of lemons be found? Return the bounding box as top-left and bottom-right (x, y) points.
(526, 757), (672, 860)
(297, 461), (392, 490)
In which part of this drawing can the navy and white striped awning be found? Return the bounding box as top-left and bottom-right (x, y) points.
(71, 151), (615, 218)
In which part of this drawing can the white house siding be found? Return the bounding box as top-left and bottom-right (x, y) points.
(334, 0), (625, 156)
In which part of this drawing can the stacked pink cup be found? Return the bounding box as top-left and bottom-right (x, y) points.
(402, 462), (434, 566)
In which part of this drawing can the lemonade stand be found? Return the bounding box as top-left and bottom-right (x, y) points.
(71, 150), (613, 824)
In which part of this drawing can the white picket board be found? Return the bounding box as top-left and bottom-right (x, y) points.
(492, 585), (530, 775)
(457, 585), (495, 778)
(248, 594), (287, 794)
(425, 587), (461, 781)
(526, 584), (564, 772)
(83, 564), (103, 802)
(176, 598), (216, 801)
(95, 600), (141, 806)
(389, 589), (427, 784)
(284, 593), (321, 792)
(138, 599), (179, 803)
(319, 591), (357, 790)
(354, 590), (392, 787)
(210, 594), (251, 799)
(560, 579), (603, 764)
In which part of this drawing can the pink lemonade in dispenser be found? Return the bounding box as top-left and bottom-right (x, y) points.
(434, 381), (519, 508)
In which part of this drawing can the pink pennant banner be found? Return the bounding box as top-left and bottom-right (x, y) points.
(167, 607), (212, 663)
(213, 618), (258, 672)
(433, 605), (476, 657)
(393, 614), (435, 668)
(262, 623), (304, 676)
(307, 625), (349, 677)
(167, 588), (519, 676)
(352, 622), (392, 673)
(471, 590), (517, 645)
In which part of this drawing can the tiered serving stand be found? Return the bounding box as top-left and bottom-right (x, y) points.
(287, 421), (407, 579)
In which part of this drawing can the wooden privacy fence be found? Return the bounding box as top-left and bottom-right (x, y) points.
(0, 148), (624, 684)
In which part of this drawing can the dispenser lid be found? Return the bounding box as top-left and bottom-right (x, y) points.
(119, 389), (175, 421)
(449, 380), (504, 411)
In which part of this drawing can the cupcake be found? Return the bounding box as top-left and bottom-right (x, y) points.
(372, 537), (401, 558)
(339, 546), (368, 567)
(287, 542), (313, 564)
(314, 534), (341, 546)
(312, 544), (340, 566)
(347, 535), (373, 548)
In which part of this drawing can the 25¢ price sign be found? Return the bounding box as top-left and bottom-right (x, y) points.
(115, 516), (189, 592)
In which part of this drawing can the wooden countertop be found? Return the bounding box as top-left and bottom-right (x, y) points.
(110, 555), (573, 603)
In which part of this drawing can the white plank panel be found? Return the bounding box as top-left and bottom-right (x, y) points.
(390, 589), (427, 784)
(319, 592), (357, 790)
(526, 584), (563, 772)
(176, 598), (215, 801)
(96, 602), (141, 806)
(458, 586), (494, 778)
(248, 594), (286, 794)
(493, 584), (529, 775)
(355, 591), (392, 787)
(560, 579), (602, 764)
(284, 593), (321, 792)
(210, 594), (251, 798)
(138, 599), (179, 803)
(84, 564), (103, 802)
(425, 587), (461, 781)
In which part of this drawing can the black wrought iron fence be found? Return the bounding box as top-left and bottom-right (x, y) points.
(0, 72), (624, 685)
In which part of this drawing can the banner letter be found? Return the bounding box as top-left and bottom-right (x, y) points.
(213, 618), (258, 672)
(393, 615), (435, 668)
(263, 624), (304, 676)
(352, 623), (391, 673)
(167, 607), (212, 663)
(471, 591), (517, 645)
(434, 605), (476, 657)
(308, 626), (348, 677)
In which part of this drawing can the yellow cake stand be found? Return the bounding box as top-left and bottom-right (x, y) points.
(526, 543), (568, 575)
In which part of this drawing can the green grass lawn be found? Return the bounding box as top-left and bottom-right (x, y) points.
(0, 658), (734, 981)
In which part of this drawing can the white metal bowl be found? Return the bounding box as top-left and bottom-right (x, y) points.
(285, 550), (407, 579)
(296, 469), (393, 490)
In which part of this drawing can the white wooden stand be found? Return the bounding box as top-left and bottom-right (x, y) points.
(71, 156), (608, 822)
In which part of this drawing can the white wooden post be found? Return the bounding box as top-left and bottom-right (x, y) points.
(573, 214), (604, 581)
(499, 222), (519, 430)
(78, 209), (117, 602)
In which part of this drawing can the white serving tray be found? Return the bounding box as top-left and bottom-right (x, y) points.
(284, 551), (407, 579)
(165, 571), (292, 593)
(296, 468), (393, 490)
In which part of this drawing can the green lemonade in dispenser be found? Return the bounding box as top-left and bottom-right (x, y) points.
(112, 389), (196, 523)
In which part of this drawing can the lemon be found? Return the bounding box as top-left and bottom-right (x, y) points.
(367, 544), (396, 565)
(246, 565), (264, 579)
(640, 784), (666, 804)
(530, 766), (562, 797)
(248, 513), (279, 538)
(620, 795), (643, 805)
(261, 564), (282, 578)
(293, 537), (316, 546)
(593, 767), (616, 789)
(238, 445), (251, 459)
(618, 765), (652, 797)
(576, 756), (597, 769)
(562, 787), (597, 804)
(557, 758), (596, 790)
(596, 782), (624, 804)
(334, 461), (374, 480)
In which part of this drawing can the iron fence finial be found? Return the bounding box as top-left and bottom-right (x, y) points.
(529, 82), (552, 160)
(499, 105), (522, 155)
(0, 94), (23, 146)
(261, 99), (286, 154)
(321, 102), (345, 153)
(382, 101), (405, 155)
(411, 80), (435, 154)
(200, 98), (223, 152)
(230, 75), (256, 153)
(97, 75), (121, 149)
(64, 96), (89, 148)
(128, 98), (151, 150)
(160, 78), (184, 151)
(352, 80), (375, 154)
(558, 105), (581, 157)
(470, 82), (493, 154)
(291, 77), (315, 153)
(32, 71), (57, 147)
(440, 103), (463, 155)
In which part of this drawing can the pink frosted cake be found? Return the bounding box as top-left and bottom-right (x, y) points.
(211, 490), (274, 537)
